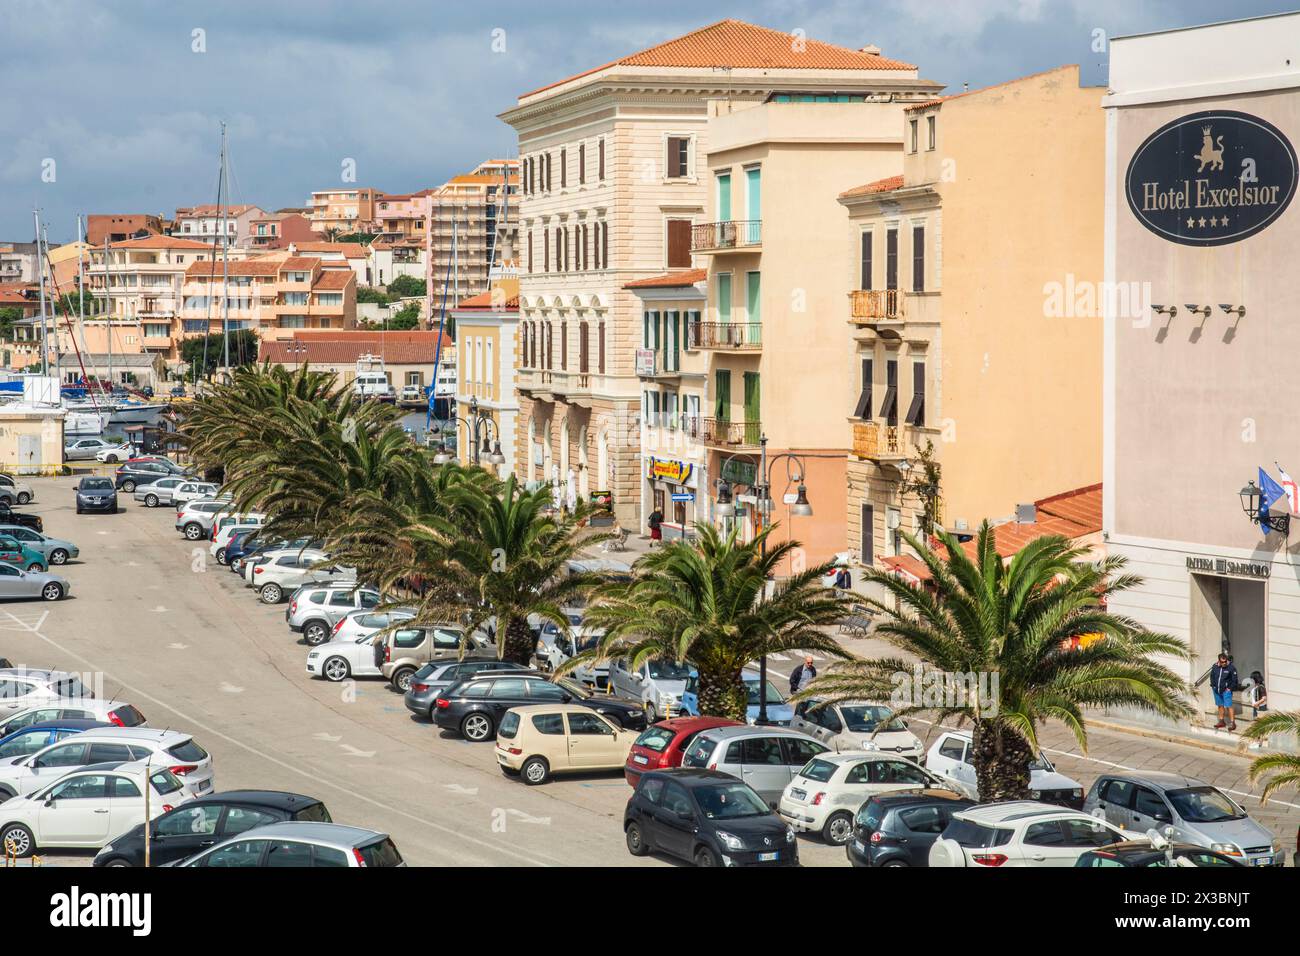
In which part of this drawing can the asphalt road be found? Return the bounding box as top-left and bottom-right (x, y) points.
(4, 474), (1296, 867)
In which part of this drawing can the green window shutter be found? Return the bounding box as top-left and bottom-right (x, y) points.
(671, 312), (681, 371)
(717, 274), (732, 323)
(717, 174), (731, 221)
(715, 369), (731, 421)
(746, 272), (760, 343)
(743, 371), (760, 423)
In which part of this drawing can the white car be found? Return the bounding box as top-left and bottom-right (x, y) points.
(93, 444), (138, 464)
(535, 610), (609, 689)
(0, 760), (192, 857)
(174, 499), (233, 540)
(134, 476), (190, 508)
(777, 751), (948, 845)
(64, 437), (122, 462)
(250, 549), (355, 604)
(928, 801), (1129, 867)
(306, 632), (384, 682)
(0, 727), (214, 799)
(791, 699), (924, 761)
(328, 607), (417, 644)
(0, 474), (35, 505)
(925, 729), (1084, 807)
(171, 481), (221, 506)
(209, 523), (259, 565)
(0, 668), (94, 716)
(0, 700), (147, 738)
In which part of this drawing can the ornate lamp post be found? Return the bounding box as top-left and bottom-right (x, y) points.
(432, 396), (505, 467)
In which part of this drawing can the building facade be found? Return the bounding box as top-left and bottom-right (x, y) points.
(248, 211), (316, 250)
(424, 161), (520, 308)
(1104, 14), (1300, 721)
(0, 243), (39, 285)
(85, 214), (163, 246)
(452, 286), (520, 480)
(307, 188), (381, 235)
(841, 65), (1104, 579)
(502, 18), (938, 525)
(173, 204), (266, 249)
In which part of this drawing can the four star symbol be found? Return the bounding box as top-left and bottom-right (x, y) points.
(1184, 214), (1232, 231)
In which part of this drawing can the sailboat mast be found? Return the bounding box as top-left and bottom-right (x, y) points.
(33, 210), (49, 377)
(220, 122), (230, 374)
(104, 237), (113, 393)
(76, 215), (88, 364)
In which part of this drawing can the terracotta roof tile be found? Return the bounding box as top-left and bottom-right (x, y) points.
(278, 257), (319, 272)
(881, 554), (933, 583)
(312, 270), (354, 290)
(259, 333), (451, 366)
(111, 235), (216, 250)
(184, 258), (280, 278)
(455, 290), (519, 310)
(959, 484), (1103, 560)
(839, 174), (904, 199)
(522, 19), (915, 98)
(624, 268), (708, 289)
(292, 242), (367, 258)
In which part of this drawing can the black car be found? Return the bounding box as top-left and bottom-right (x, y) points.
(75, 476), (118, 514)
(846, 789), (975, 868)
(114, 459), (184, 493)
(93, 790), (332, 867)
(432, 671), (646, 741)
(625, 768), (798, 867)
(1075, 840), (1244, 868)
(0, 503), (41, 533)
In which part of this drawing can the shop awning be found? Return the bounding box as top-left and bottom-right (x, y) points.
(881, 554), (933, 585)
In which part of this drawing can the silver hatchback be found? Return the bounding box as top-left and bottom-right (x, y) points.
(679, 725), (830, 807)
(1083, 771), (1283, 866)
(286, 585), (381, 646)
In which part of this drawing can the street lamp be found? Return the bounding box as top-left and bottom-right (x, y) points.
(435, 395), (505, 469)
(716, 434), (814, 725)
(1240, 480), (1290, 535)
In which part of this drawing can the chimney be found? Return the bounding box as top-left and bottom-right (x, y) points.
(860, 44), (882, 56)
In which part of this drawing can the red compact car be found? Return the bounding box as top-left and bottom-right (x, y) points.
(624, 716), (742, 786)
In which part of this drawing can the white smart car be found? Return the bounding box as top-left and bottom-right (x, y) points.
(925, 729), (1085, 808)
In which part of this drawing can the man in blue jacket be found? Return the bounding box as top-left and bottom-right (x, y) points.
(1210, 652), (1239, 731)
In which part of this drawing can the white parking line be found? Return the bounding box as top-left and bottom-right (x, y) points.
(3, 609), (565, 867)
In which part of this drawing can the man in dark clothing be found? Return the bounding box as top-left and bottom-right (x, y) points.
(1210, 653), (1239, 731)
(789, 656), (817, 696)
(647, 509), (663, 546)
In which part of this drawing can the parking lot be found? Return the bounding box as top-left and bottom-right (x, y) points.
(3, 474), (1297, 867)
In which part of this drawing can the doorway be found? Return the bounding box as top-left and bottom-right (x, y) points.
(1189, 573), (1266, 710)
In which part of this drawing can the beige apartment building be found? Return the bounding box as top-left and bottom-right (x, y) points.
(502, 18), (938, 525)
(841, 65), (1104, 575)
(453, 284), (520, 479)
(424, 161), (520, 307)
(1105, 14), (1300, 721)
(307, 188), (382, 235)
(173, 204), (266, 249)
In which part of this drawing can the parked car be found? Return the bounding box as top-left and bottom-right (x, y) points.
(94, 789), (333, 867)
(624, 716), (743, 786)
(534, 611), (609, 689)
(846, 789), (976, 867)
(679, 725), (830, 806)
(926, 729), (1084, 808)
(400, 384), (424, 402)
(1083, 771), (1283, 867)
(93, 444), (138, 464)
(170, 821), (405, 867)
(171, 481), (221, 506)
(1076, 836), (1245, 867)
(404, 660), (531, 719)
(0, 503), (42, 533)
(174, 500), (231, 540)
(0, 669), (92, 715)
(681, 668), (795, 726)
(286, 584), (380, 645)
(132, 476), (188, 508)
(0, 525), (77, 566)
(0, 760), (192, 858)
(0, 534), (48, 572)
(308, 623), (493, 686)
(0, 474), (35, 505)
(495, 704), (638, 784)
(624, 768), (798, 867)
(253, 549), (355, 604)
(169, 385), (186, 398)
(327, 606), (416, 644)
(609, 656), (692, 722)
(432, 671), (647, 742)
(790, 699), (924, 761)
(0, 718), (111, 759)
(115, 459), (185, 493)
(778, 751), (946, 845)
(928, 801), (1128, 867)
(75, 476), (117, 514)
(64, 437), (125, 462)
(0, 727), (213, 799)
(0, 565), (70, 601)
(0, 700), (145, 738)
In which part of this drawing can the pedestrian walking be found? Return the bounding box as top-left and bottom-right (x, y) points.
(1210, 652), (1239, 731)
(648, 508), (663, 547)
(789, 655), (817, 696)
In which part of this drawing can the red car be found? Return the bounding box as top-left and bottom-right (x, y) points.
(624, 716), (742, 786)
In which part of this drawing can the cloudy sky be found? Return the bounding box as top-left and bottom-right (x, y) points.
(2, 0), (1294, 242)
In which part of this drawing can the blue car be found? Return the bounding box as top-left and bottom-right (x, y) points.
(0, 718), (111, 760)
(681, 668), (795, 726)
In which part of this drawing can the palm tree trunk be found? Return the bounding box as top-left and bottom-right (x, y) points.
(502, 616), (534, 666)
(971, 719), (1033, 802)
(698, 667), (748, 722)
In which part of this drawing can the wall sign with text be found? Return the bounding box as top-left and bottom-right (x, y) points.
(1126, 110), (1297, 246)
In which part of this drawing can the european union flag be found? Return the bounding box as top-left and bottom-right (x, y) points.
(1259, 467), (1287, 533)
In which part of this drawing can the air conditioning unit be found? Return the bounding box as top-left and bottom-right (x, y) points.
(886, 510), (902, 530)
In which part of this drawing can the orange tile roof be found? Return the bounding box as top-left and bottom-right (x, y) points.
(184, 258), (280, 278)
(312, 270), (354, 290)
(839, 174), (905, 199)
(625, 268), (708, 289)
(293, 241), (367, 258)
(960, 484), (1103, 560)
(881, 554), (933, 583)
(522, 19), (915, 98)
(110, 235), (216, 251)
(455, 290), (519, 310)
(177, 204), (259, 217)
(278, 257), (319, 272)
(260, 333), (451, 366)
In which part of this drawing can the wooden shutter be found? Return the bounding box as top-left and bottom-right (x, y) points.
(912, 225), (925, 293)
(860, 504), (874, 565)
(598, 321), (605, 373)
(598, 139), (605, 180)
(527, 231), (533, 274)
(561, 321), (567, 370)
(602, 221), (609, 266)
(579, 144), (585, 184)
(905, 361), (926, 426)
(853, 358), (873, 419)
(582, 225), (589, 270)
(543, 227), (549, 272)
(667, 137), (687, 178)
(560, 148), (567, 188)
(860, 231), (872, 291)
(886, 229), (898, 290)
(882, 359), (898, 425)
(666, 219), (691, 268)
(545, 153), (552, 192)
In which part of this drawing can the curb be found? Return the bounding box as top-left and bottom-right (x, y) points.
(1088, 717), (1263, 759)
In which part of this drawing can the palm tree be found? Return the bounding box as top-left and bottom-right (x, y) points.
(1241, 712), (1300, 802)
(804, 524), (1193, 802)
(575, 524), (856, 721)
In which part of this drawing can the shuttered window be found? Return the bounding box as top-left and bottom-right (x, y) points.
(598, 139), (605, 180)
(602, 220), (609, 266)
(527, 232), (533, 273)
(598, 321), (605, 373)
(905, 361), (926, 426)
(912, 225), (925, 293)
(881, 359), (898, 425)
(667, 136), (689, 178)
(853, 358), (873, 419)
(860, 231), (872, 291)
(578, 143), (586, 184)
(545, 153), (552, 192)
(560, 148), (567, 188)
(666, 219), (691, 268)
(561, 321), (568, 370)
(543, 227), (549, 272)
(886, 228), (898, 291)
(860, 505), (874, 566)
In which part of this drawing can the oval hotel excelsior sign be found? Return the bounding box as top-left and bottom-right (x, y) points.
(1126, 109), (1298, 246)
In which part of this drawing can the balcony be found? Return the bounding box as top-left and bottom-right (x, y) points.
(851, 420), (910, 464)
(691, 220), (762, 254)
(701, 418), (761, 450)
(550, 369), (593, 398)
(635, 348), (684, 379)
(688, 320), (761, 351)
(849, 289), (904, 325)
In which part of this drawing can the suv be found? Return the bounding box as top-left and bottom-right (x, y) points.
(175, 500), (230, 540)
(1082, 771), (1283, 867)
(928, 801), (1127, 867)
(926, 729), (1084, 808)
(0, 700), (146, 738)
(171, 481), (221, 506)
(0, 727), (214, 799)
(287, 585), (381, 645)
(0, 474), (34, 505)
(75, 476), (117, 514)
(0, 669), (94, 716)
(432, 671), (646, 742)
(609, 657), (691, 722)
(251, 549), (354, 604)
(679, 725), (829, 807)
(116, 459), (185, 493)
(847, 789), (976, 867)
(307, 623), (493, 687)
